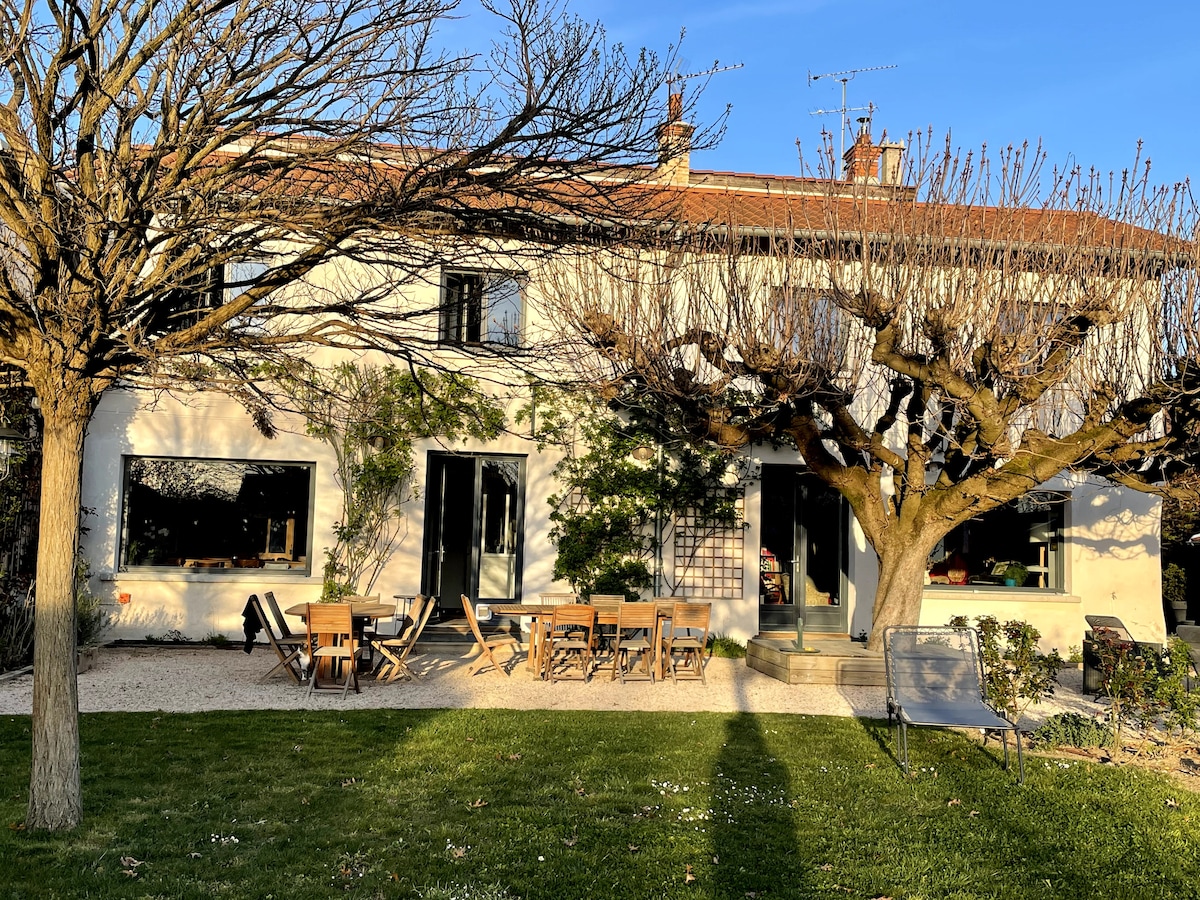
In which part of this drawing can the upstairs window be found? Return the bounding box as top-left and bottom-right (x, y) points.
(161, 264), (225, 331)
(153, 257), (270, 334)
(439, 270), (522, 346)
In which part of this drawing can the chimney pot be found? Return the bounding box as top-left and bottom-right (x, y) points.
(668, 91), (683, 122)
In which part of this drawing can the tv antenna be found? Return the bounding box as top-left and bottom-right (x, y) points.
(807, 64), (897, 160)
(666, 62), (744, 114)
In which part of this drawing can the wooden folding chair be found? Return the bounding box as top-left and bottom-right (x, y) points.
(374, 594), (435, 683)
(532, 593), (581, 669)
(306, 603), (360, 697)
(662, 601), (711, 684)
(462, 594), (521, 678)
(249, 594), (304, 684)
(611, 602), (657, 683)
(587, 594), (623, 661)
(263, 591), (307, 653)
(542, 604), (597, 682)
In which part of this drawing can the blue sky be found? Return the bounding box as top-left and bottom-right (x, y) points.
(521, 0), (1200, 190)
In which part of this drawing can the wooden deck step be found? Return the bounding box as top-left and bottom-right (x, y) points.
(746, 636), (886, 686)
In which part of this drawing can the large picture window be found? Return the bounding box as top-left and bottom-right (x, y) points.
(119, 457), (313, 571)
(926, 491), (1066, 590)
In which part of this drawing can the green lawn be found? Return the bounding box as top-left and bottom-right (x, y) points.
(1, 709), (1198, 899)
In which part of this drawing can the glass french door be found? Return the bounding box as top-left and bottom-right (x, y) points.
(758, 466), (848, 634)
(422, 453), (525, 615)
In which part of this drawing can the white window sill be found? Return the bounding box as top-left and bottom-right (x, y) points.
(923, 586), (1080, 604)
(100, 569), (313, 583)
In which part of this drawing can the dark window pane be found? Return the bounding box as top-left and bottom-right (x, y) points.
(440, 270), (521, 345)
(927, 491), (1065, 590)
(120, 457), (312, 571)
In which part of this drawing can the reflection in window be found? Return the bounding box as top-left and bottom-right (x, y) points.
(120, 457), (313, 571)
(439, 270), (522, 346)
(926, 491), (1066, 590)
(478, 459), (520, 598)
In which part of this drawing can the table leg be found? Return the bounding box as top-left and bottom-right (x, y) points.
(526, 615), (542, 673)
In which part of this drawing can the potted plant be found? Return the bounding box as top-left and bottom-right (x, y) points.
(1003, 561), (1029, 587)
(1163, 562), (1190, 626)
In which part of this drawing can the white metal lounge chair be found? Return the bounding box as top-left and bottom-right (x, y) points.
(883, 625), (1023, 783)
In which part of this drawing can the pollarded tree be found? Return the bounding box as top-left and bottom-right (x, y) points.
(548, 133), (1200, 651)
(0, 0), (711, 828)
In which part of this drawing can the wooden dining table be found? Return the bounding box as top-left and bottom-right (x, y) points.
(284, 600), (398, 676)
(284, 600), (397, 621)
(489, 601), (677, 679)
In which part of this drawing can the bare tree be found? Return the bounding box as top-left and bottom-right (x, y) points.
(0, 0), (708, 828)
(550, 134), (1200, 651)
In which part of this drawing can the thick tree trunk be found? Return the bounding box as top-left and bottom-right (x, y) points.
(26, 399), (89, 830)
(866, 540), (935, 653)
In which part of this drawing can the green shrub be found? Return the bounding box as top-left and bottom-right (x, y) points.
(1163, 562), (1187, 609)
(75, 558), (112, 649)
(1031, 712), (1112, 749)
(0, 585), (34, 672)
(706, 633), (745, 658)
(145, 629), (189, 643)
(1090, 627), (1152, 746)
(1149, 636), (1200, 736)
(948, 614), (1064, 723)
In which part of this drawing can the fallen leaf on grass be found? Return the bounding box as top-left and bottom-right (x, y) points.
(684, 864), (695, 884)
(187, 852), (202, 859)
(341, 778), (358, 788)
(465, 737), (475, 742)
(628, 844), (640, 853)
(470, 799), (489, 808)
(8, 822), (25, 831)
(947, 798), (961, 807)
(1166, 797), (1179, 808)
(817, 863), (834, 872)
(712, 855), (719, 865)
(120, 857), (144, 868)
(969, 810), (980, 817)
(451, 847), (466, 859)
(563, 835), (578, 847)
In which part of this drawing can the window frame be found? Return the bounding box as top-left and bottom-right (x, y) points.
(117, 455), (316, 575)
(438, 268), (523, 347)
(925, 490), (1068, 592)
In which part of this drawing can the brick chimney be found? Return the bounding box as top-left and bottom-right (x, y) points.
(842, 118), (881, 184)
(656, 92), (694, 186)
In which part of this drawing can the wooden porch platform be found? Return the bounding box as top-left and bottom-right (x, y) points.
(746, 636), (886, 686)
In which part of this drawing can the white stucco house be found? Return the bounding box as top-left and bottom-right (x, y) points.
(81, 125), (1169, 656)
